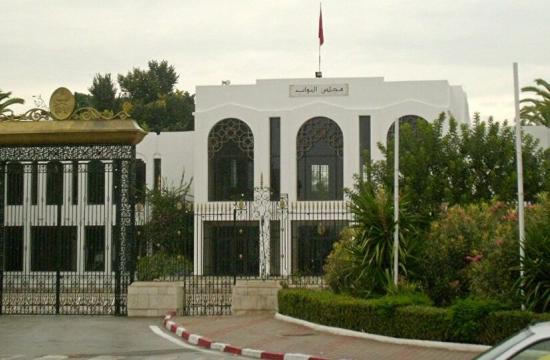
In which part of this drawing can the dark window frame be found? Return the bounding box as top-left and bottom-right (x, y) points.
(208, 118), (254, 201)
(297, 117), (344, 201)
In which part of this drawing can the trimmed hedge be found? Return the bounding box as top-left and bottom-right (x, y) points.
(278, 289), (550, 345)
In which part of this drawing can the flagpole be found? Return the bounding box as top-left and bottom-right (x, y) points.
(513, 62), (526, 310)
(317, 2), (323, 78)
(319, 2), (321, 73)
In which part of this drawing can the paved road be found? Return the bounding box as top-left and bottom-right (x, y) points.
(0, 316), (229, 360)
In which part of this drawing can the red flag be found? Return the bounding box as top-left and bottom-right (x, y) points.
(318, 6), (324, 46)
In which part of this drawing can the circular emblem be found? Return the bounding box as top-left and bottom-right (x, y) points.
(49, 87), (75, 120)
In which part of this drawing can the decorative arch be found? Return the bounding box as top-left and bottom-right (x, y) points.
(296, 117), (343, 200)
(386, 114), (428, 146)
(208, 118), (254, 201)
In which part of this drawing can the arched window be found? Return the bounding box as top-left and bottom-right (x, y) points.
(6, 162), (24, 205)
(87, 160), (105, 205)
(297, 117), (343, 201)
(208, 118), (254, 201)
(386, 115), (428, 145)
(46, 161), (64, 205)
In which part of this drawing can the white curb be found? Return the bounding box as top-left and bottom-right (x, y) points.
(211, 342), (227, 351)
(284, 353), (312, 360)
(188, 334), (200, 345)
(275, 313), (490, 353)
(175, 326), (186, 337)
(242, 348), (264, 358)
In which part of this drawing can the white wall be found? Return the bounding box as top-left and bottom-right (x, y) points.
(136, 131), (194, 195)
(193, 76), (470, 203)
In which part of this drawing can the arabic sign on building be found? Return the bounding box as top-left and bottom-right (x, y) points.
(289, 84), (349, 97)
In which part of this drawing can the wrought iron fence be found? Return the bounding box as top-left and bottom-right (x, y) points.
(0, 145), (136, 315)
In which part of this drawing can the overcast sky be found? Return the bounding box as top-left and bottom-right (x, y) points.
(2, 0), (549, 121)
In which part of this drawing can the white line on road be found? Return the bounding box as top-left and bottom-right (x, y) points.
(148, 325), (224, 357)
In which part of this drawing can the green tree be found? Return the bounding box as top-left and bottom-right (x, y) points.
(74, 92), (93, 109)
(521, 79), (550, 126)
(118, 60), (178, 103)
(89, 73), (118, 112)
(0, 90), (24, 117)
(116, 60), (193, 131)
(373, 113), (547, 223)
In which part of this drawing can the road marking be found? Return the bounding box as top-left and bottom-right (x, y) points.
(148, 326), (224, 357)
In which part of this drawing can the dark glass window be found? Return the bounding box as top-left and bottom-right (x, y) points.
(85, 226), (105, 272)
(6, 162), (24, 205)
(135, 159), (146, 204)
(87, 160), (105, 204)
(291, 220), (347, 275)
(72, 161), (79, 205)
(359, 115), (371, 178)
(46, 161), (64, 205)
(154, 158), (161, 191)
(270, 117), (281, 200)
(31, 162), (38, 205)
(297, 117), (343, 200)
(31, 226), (77, 271)
(208, 118), (254, 201)
(4, 226), (24, 271)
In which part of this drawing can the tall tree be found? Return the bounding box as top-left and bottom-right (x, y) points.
(117, 60), (192, 132)
(372, 113), (547, 223)
(521, 78), (550, 126)
(0, 90), (24, 117)
(118, 60), (178, 103)
(89, 73), (117, 112)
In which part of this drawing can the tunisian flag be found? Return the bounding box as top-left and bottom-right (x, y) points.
(318, 6), (324, 46)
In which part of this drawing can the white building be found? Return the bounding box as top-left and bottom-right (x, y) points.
(136, 76), (470, 277)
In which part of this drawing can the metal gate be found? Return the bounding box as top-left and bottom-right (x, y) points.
(0, 144), (136, 315)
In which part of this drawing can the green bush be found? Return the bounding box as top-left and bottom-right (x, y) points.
(419, 202), (517, 306)
(395, 306), (451, 341)
(448, 298), (508, 344)
(324, 179), (418, 298)
(278, 289), (444, 340)
(478, 310), (550, 345)
(136, 252), (192, 281)
(278, 289), (549, 345)
(522, 193), (550, 312)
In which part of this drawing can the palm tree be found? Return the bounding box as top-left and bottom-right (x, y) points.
(0, 90), (25, 117)
(521, 79), (550, 126)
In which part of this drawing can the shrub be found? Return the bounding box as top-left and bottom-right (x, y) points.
(278, 289), (447, 340)
(478, 310), (550, 345)
(136, 252), (192, 281)
(324, 179), (418, 297)
(521, 193), (550, 312)
(448, 298), (508, 344)
(419, 202), (516, 306)
(395, 306), (451, 341)
(323, 227), (356, 294)
(279, 289), (550, 345)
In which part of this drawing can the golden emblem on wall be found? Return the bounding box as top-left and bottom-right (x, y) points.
(49, 87), (76, 120)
